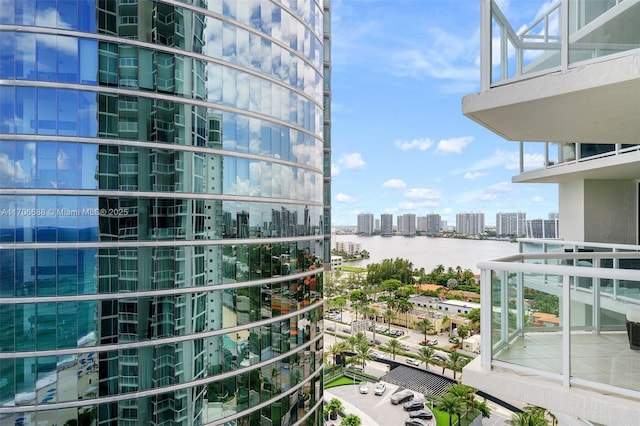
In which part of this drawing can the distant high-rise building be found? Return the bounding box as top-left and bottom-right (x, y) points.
(396, 214), (416, 237)
(0, 1), (329, 424)
(426, 213), (442, 236)
(375, 218), (380, 231)
(496, 212), (526, 237)
(381, 213), (394, 236)
(456, 212), (485, 235)
(334, 241), (361, 256)
(357, 213), (375, 235)
(548, 212), (559, 221)
(417, 215), (428, 232)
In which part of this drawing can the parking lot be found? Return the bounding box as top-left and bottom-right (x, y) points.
(325, 381), (435, 426)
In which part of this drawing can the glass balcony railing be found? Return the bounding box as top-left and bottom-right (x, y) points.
(488, 0), (640, 86)
(479, 239), (640, 397)
(514, 141), (640, 173)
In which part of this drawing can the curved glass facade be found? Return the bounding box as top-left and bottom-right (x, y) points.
(0, 1), (327, 425)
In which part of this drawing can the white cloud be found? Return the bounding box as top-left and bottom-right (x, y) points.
(335, 193), (356, 203)
(436, 136), (473, 154)
(331, 163), (340, 176)
(478, 181), (513, 200)
(56, 150), (70, 170)
(382, 179), (406, 189)
(391, 28), (479, 85)
(394, 138), (433, 151)
(532, 196), (544, 203)
(338, 152), (366, 170)
(404, 188), (441, 200)
(398, 200), (439, 210)
(0, 153), (29, 182)
(464, 171), (488, 180)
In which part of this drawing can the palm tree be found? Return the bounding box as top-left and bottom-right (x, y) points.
(352, 342), (374, 370)
(416, 318), (434, 343)
(507, 411), (548, 426)
(447, 351), (469, 380)
(522, 405), (556, 426)
(335, 297), (347, 322)
(457, 325), (469, 348)
(352, 302), (362, 321)
(383, 309), (396, 332)
(395, 298), (413, 330)
(445, 383), (476, 419)
(325, 398), (344, 421)
(475, 400), (491, 419)
(435, 393), (465, 426)
(340, 414), (361, 426)
(328, 341), (350, 367)
(361, 306), (377, 344)
(441, 314), (451, 334)
(416, 346), (436, 371)
(347, 332), (368, 351)
(382, 339), (402, 360)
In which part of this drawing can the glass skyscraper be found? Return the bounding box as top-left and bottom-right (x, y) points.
(0, 1), (328, 425)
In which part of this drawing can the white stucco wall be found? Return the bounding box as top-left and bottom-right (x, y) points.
(559, 180), (585, 241)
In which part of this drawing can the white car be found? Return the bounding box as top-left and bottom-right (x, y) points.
(374, 382), (386, 396)
(359, 382), (369, 394)
(372, 351), (386, 359)
(406, 358), (420, 366)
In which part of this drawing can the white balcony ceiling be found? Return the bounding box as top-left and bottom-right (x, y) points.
(462, 53), (640, 145)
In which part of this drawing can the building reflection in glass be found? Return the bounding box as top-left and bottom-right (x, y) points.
(0, 0), (327, 425)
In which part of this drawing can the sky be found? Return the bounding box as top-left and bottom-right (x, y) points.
(329, 0), (559, 227)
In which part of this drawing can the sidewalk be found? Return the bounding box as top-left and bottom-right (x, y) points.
(324, 389), (379, 426)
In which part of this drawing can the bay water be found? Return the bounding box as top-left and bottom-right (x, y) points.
(332, 234), (518, 273)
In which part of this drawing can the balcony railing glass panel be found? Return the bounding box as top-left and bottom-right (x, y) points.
(488, 0), (640, 85)
(482, 242), (640, 395)
(568, 0), (640, 64)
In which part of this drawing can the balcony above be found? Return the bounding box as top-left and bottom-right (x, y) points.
(463, 52), (640, 144)
(463, 0), (640, 144)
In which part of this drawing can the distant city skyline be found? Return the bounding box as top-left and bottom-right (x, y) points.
(349, 209), (558, 228)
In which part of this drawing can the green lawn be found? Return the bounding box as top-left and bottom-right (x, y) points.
(324, 376), (358, 389)
(340, 266), (367, 273)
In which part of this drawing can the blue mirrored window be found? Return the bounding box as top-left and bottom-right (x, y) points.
(0, 140), (98, 189)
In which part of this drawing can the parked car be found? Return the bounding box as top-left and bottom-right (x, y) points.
(342, 327), (351, 333)
(371, 351), (386, 359)
(406, 358), (420, 366)
(359, 382), (368, 394)
(400, 343), (410, 350)
(390, 389), (414, 405)
(448, 336), (460, 344)
(427, 340), (438, 346)
(409, 409), (434, 420)
(374, 383), (386, 396)
(434, 354), (447, 362)
(404, 418), (431, 426)
(369, 339), (381, 345)
(403, 400), (425, 411)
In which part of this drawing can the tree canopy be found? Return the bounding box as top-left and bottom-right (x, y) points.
(366, 258), (415, 285)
